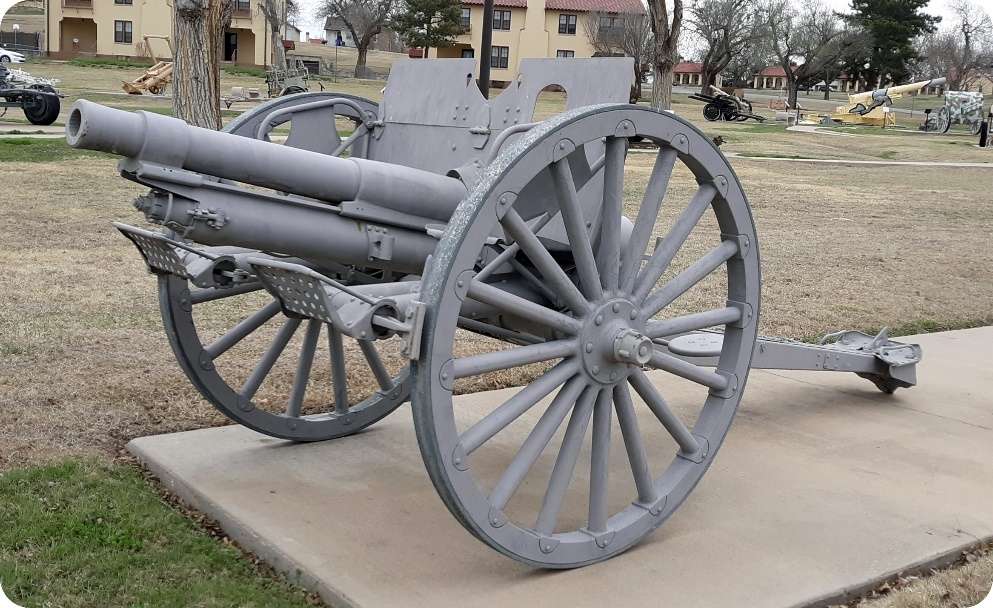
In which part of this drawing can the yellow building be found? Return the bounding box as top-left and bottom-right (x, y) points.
(429, 0), (645, 82)
(45, 0), (280, 66)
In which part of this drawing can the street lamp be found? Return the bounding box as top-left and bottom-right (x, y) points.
(12, 24), (19, 49)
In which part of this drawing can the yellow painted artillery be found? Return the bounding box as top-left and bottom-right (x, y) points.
(831, 77), (946, 126)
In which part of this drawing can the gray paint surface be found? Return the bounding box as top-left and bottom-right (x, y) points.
(130, 327), (993, 608)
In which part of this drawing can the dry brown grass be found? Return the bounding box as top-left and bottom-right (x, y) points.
(845, 544), (993, 608)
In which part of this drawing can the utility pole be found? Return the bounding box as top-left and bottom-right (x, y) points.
(478, 0), (493, 97)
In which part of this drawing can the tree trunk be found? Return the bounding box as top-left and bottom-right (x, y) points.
(271, 24), (287, 71)
(699, 68), (718, 94)
(651, 58), (675, 110)
(173, 0), (230, 129)
(355, 44), (369, 78)
(786, 76), (799, 108)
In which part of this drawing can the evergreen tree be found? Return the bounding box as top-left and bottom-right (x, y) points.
(392, 0), (462, 58)
(845, 0), (940, 87)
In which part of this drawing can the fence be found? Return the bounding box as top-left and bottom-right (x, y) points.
(0, 31), (42, 54)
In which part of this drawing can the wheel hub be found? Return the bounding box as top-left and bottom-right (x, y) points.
(578, 298), (647, 384)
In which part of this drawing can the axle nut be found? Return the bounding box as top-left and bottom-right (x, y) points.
(613, 329), (653, 366)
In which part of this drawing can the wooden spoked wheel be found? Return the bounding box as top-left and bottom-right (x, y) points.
(413, 105), (760, 567)
(156, 93), (411, 441)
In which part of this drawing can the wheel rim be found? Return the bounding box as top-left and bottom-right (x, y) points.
(413, 105), (760, 566)
(153, 92), (409, 441)
(160, 275), (410, 441)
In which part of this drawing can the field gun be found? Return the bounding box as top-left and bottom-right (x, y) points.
(831, 77), (946, 127)
(69, 58), (922, 568)
(689, 85), (765, 122)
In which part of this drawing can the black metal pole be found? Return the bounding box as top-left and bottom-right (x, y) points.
(478, 0), (494, 97)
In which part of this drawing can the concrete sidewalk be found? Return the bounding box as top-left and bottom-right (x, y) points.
(130, 327), (993, 608)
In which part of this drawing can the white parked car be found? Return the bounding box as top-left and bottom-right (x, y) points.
(0, 48), (26, 64)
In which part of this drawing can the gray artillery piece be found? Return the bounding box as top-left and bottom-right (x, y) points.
(67, 58), (922, 568)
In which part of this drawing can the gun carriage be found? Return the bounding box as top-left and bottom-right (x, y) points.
(68, 58), (921, 568)
(0, 64), (61, 125)
(690, 85), (765, 122)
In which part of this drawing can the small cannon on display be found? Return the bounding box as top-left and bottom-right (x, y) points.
(67, 58), (921, 568)
(689, 85), (765, 122)
(0, 65), (61, 125)
(919, 90), (984, 134)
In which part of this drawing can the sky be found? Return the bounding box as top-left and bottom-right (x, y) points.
(289, 0), (981, 41)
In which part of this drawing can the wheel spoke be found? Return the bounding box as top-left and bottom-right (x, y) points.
(628, 369), (700, 456)
(632, 183), (717, 303)
(190, 282), (264, 304)
(535, 385), (597, 534)
(647, 349), (729, 391)
(597, 137), (626, 293)
(489, 376), (587, 511)
(240, 317), (302, 401)
(475, 211), (555, 282)
(286, 320), (322, 418)
(460, 359), (578, 454)
(451, 339), (576, 379)
(641, 239), (739, 319)
(468, 279), (581, 335)
(500, 209), (589, 315)
(507, 257), (560, 307)
(552, 158), (603, 301)
(613, 383), (658, 505)
(359, 339), (393, 392)
(328, 326), (349, 415)
(204, 300), (282, 359)
(644, 306), (742, 339)
(620, 148), (679, 292)
(588, 388), (612, 534)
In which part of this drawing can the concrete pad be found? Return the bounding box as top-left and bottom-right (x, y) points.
(129, 327), (993, 608)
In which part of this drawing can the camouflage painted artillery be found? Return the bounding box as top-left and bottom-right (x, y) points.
(922, 90), (985, 134)
(67, 58), (922, 567)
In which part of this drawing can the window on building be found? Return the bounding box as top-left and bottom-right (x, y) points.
(558, 13), (577, 35)
(461, 48), (474, 58)
(599, 15), (620, 28)
(114, 20), (132, 44)
(114, 0), (133, 4)
(493, 9), (511, 30)
(460, 7), (471, 29)
(491, 45), (509, 69)
(556, 50), (575, 58)
(234, 0), (250, 12)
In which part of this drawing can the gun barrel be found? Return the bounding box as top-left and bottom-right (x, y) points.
(65, 100), (467, 221)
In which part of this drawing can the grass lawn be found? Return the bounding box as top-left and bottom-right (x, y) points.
(0, 460), (318, 608)
(1, 61), (991, 606)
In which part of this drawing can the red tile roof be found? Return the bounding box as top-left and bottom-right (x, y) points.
(756, 65), (787, 77)
(673, 61), (703, 74)
(461, 0), (645, 12)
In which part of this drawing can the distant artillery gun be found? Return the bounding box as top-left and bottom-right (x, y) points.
(920, 91), (984, 134)
(0, 65), (61, 125)
(690, 86), (765, 122)
(831, 77), (946, 127)
(67, 58), (922, 568)
(265, 58), (311, 97)
(122, 35), (174, 96)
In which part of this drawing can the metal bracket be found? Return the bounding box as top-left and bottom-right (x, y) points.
(366, 225), (395, 261)
(405, 300), (427, 360)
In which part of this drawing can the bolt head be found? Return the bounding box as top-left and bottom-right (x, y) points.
(595, 314), (603, 326)
(592, 365), (600, 374)
(585, 342), (594, 353)
(612, 302), (620, 313)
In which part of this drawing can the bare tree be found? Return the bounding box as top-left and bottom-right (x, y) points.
(585, 11), (654, 102)
(645, 0), (682, 109)
(685, 0), (761, 93)
(258, 0), (290, 72)
(916, 0), (993, 90)
(317, 0), (396, 77)
(173, 0), (234, 129)
(760, 0), (857, 107)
